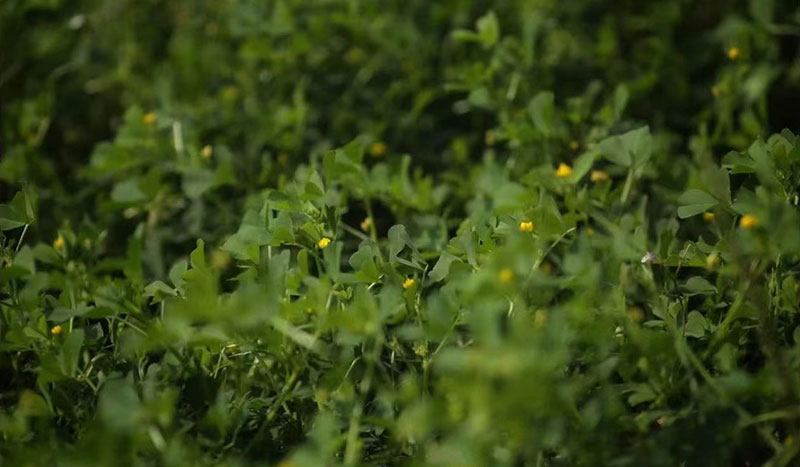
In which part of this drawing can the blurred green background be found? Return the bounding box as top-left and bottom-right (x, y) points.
(2, 1), (800, 466)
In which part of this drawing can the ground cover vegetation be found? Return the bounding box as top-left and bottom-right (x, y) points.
(2, 0), (800, 465)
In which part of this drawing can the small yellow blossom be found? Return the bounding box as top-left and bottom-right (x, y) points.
(739, 214), (758, 230)
(142, 112), (156, 125)
(53, 235), (65, 251)
(403, 277), (415, 289)
(711, 85), (722, 97)
(555, 163), (573, 178)
(201, 145), (213, 159)
(703, 212), (715, 223)
(345, 47), (365, 64)
(499, 268), (513, 283)
(590, 170), (609, 183)
(484, 130), (495, 147)
(222, 86), (239, 102)
(51, 325), (63, 335)
(706, 253), (720, 270)
(519, 221), (534, 232)
(569, 140), (580, 151)
(211, 250), (231, 270)
(360, 217), (373, 232)
(727, 47), (740, 61)
(627, 307), (644, 323)
(370, 142), (387, 157)
(318, 237), (332, 249)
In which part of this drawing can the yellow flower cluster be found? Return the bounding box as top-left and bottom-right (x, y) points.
(361, 217), (373, 231)
(555, 163), (573, 178)
(370, 142), (387, 157)
(499, 268), (513, 283)
(590, 170), (609, 183)
(739, 214), (758, 230)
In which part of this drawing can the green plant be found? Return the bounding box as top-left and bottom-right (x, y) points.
(2, 1), (800, 466)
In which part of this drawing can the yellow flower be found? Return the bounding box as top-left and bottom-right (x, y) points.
(590, 170), (609, 183)
(201, 145), (213, 159)
(739, 214), (758, 230)
(370, 141), (387, 157)
(51, 325), (63, 335)
(142, 112), (156, 125)
(706, 253), (720, 270)
(318, 237), (332, 249)
(222, 86), (239, 102)
(499, 268), (513, 283)
(53, 235), (65, 251)
(569, 140), (580, 151)
(210, 250), (231, 270)
(403, 277), (415, 289)
(711, 85), (722, 97)
(703, 212), (715, 223)
(518, 221), (534, 232)
(345, 47), (365, 64)
(555, 163), (573, 178)
(360, 217), (373, 232)
(727, 47), (740, 61)
(627, 307), (644, 323)
(484, 130), (495, 147)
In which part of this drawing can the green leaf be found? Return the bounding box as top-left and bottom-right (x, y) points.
(684, 311), (708, 338)
(0, 191), (36, 230)
(703, 167), (732, 207)
(683, 276), (716, 295)
(429, 252), (462, 282)
(349, 244), (381, 283)
(677, 190), (718, 218)
(144, 281), (178, 303)
(111, 179), (146, 203)
(596, 126), (652, 168)
(60, 329), (85, 377)
(476, 10), (499, 47)
(98, 379), (142, 433)
(222, 209), (270, 261)
(169, 260), (189, 293)
(528, 91), (558, 136)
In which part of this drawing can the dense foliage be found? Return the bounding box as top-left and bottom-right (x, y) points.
(2, 1), (800, 465)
